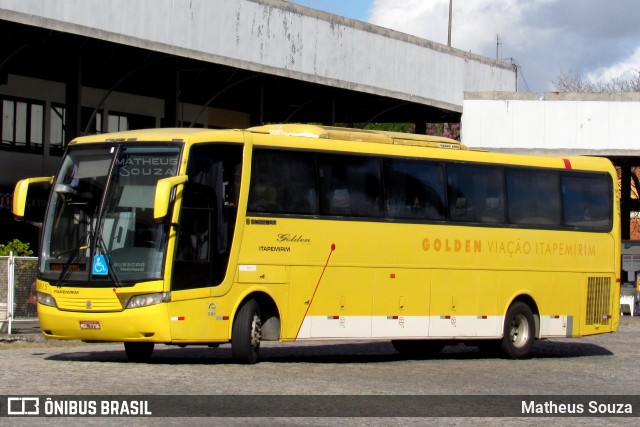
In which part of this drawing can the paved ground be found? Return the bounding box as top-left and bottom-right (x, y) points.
(1, 316), (639, 426)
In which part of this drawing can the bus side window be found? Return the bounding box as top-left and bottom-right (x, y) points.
(177, 207), (210, 262)
(173, 184), (215, 291)
(447, 167), (474, 222)
(172, 144), (243, 290)
(249, 184), (279, 212)
(562, 174), (612, 229)
(383, 159), (446, 220)
(319, 154), (383, 218)
(248, 149), (318, 215)
(506, 169), (561, 226)
(447, 164), (505, 223)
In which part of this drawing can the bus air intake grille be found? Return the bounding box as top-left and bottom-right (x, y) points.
(55, 296), (123, 312)
(586, 277), (611, 326)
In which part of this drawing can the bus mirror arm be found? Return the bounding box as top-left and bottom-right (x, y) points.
(154, 175), (188, 222)
(13, 176), (54, 220)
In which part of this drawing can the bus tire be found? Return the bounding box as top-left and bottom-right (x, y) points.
(500, 302), (535, 359)
(232, 299), (262, 364)
(391, 339), (444, 356)
(124, 342), (154, 362)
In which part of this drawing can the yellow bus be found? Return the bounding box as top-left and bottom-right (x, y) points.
(13, 124), (620, 363)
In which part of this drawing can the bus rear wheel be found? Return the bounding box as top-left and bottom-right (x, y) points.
(124, 342), (154, 362)
(232, 299), (262, 364)
(500, 302), (535, 359)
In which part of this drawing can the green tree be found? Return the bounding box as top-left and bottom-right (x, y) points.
(0, 239), (33, 256)
(363, 123), (415, 133)
(0, 239), (36, 318)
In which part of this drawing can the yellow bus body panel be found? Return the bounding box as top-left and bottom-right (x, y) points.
(33, 126), (620, 346)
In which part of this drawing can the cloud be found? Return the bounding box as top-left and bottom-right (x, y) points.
(369, 0), (550, 56)
(368, 0), (640, 92)
(586, 47), (640, 83)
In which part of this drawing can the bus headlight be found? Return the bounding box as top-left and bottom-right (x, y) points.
(37, 292), (57, 307)
(126, 292), (171, 309)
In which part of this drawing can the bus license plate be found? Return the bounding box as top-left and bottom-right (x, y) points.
(79, 321), (101, 330)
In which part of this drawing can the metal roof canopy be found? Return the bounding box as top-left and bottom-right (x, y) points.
(0, 0), (515, 129)
(1, 19), (452, 126)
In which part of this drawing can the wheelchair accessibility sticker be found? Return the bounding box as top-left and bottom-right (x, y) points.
(92, 255), (109, 276)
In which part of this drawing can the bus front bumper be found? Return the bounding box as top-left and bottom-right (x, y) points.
(37, 303), (172, 342)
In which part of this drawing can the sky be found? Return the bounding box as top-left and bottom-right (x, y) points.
(291, 0), (640, 92)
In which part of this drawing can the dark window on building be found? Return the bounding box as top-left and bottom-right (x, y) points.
(49, 103), (66, 155)
(49, 107), (157, 155)
(1, 97), (44, 153)
(82, 108), (156, 135)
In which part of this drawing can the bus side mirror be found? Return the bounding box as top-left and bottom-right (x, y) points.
(13, 176), (54, 220)
(154, 175), (188, 222)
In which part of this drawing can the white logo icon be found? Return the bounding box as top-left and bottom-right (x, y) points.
(7, 397), (40, 415)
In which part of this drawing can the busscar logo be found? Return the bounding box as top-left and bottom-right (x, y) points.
(246, 218), (277, 226)
(7, 397), (40, 415)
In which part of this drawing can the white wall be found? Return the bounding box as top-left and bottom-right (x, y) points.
(462, 92), (640, 155)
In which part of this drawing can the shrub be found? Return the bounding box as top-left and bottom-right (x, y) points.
(0, 239), (34, 256)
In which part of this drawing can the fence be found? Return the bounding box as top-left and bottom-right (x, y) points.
(0, 254), (38, 334)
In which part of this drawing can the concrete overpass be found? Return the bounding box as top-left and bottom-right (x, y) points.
(0, 0), (515, 133)
(0, 0), (516, 247)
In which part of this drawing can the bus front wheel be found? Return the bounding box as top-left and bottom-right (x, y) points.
(500, 302), (535, 359)
(124, 342), (154, 362)
(232, 299), (262, 364)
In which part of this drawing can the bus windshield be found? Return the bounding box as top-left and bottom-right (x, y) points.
(40, 144), (181, 286)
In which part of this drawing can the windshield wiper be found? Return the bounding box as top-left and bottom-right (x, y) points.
(93, 232), (124, 288)
(89, 146), (124, 288)
(54, 245), (89, 259)
(55, 232), (90, 287)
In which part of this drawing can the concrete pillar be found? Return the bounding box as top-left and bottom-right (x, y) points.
(621, 165), (631, 240)
(164, 62), (179, 127)
(64, 53), (82, 144)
